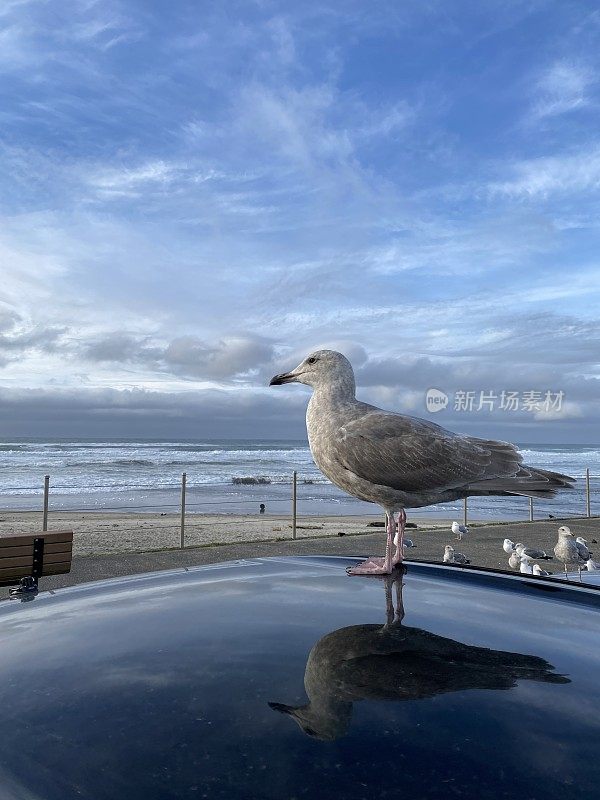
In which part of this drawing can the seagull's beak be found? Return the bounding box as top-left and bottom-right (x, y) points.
(269, 371), (299, 386)
(268, 701), (295, 714)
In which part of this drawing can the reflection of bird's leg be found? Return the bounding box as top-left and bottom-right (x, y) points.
(382, 572), (405, 627)
(394, 571), (405, 624)
(383, 575), (394, 626)
(393, 509), (406, 565)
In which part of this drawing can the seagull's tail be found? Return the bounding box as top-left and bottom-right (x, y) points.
(465, 466), (576, 499)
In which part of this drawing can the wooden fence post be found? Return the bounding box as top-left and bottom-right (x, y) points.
(180, 472), (187, 548)
(292, 471), (297, 540)
(42, 475), (49, 531)
(586, 468), (591, 518)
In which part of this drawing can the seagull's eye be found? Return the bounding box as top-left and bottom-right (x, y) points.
(307, 357), (317, 364)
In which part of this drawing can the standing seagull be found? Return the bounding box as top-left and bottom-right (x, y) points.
(451, 521), (468, 540)
(554, 526), (585, 579)
(270, 350), (575, 576)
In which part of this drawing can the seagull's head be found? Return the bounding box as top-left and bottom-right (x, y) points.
(269, 349), (356, 393)
(558, 525), (573, 538)
(268, 701), (350, 740)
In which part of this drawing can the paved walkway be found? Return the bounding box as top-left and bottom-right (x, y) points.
(2, 517), (598, 598)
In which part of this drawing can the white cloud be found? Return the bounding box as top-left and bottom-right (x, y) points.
(489, 146), (600, 197)
(530, 60), (595, 120)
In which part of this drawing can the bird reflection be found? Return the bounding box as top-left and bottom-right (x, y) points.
(269, 571), (569, 740)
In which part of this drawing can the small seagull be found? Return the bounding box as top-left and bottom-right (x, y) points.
(575, 537), (592, 560)
(515, 543), (552, 560)
(519, 555), (534, 575)
(503, 538), (516, 554)
(585, 558), (600, 571)
(402, 537), (416, 549)
(508, 551), (521, 571)
(533, 563), (552, 577)
(451, 521), (469, 540)
(443, 545), (470, 565)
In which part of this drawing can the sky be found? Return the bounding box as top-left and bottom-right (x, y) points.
(0, 0), (599, 442)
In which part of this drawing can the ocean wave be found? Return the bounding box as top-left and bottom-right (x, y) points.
(232, 476), (271, 485)
(65, 458), (156, 468)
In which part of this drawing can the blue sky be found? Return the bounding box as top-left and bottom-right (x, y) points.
(0, 0), (599, 441)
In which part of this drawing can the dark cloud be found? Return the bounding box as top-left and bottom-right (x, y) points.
(0, 386), (308, 438)
(82, 333), (162, 364)
(0, 308), (66, 366)
(81, 332), (276, 380)
(163, 335), (274, 379)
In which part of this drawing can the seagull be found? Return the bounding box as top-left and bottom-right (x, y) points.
(515, 543), (552, 560)
(451, 521), (468, 540)
(533, 563), (552, 577)
(443, 545), (470, 565)
(519, 555), (534, 575)
(401, 537), (416, 549)
(269, 350), (575, 576)
(554, 526), (585, 579)
(503, 538), (516, 554)
(585, 558), (600, 571)
(575, 537), (592, 560)
(508, 551), (521, 571)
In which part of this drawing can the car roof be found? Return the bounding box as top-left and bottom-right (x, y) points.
(1, 556), (599, 799)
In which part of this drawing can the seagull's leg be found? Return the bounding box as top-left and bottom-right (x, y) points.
(393, 509), (406, 566)
(346, 512), (394, 576)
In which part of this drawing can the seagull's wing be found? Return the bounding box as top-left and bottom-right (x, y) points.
(335, 410), (523, 493)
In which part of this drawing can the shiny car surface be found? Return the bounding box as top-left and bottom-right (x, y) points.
(0, 556), (599, 800)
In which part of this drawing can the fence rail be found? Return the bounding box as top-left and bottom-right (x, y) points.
(0, 469), (597, 551)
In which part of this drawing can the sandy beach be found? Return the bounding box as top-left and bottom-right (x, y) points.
(0, 511), (454, 556)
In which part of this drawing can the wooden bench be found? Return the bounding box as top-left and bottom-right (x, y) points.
(0, 530), (73, 595)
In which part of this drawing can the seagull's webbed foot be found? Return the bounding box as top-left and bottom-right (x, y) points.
(347, 557), (394, 576)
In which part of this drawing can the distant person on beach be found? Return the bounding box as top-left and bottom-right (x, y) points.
(259, 503), (265, 514)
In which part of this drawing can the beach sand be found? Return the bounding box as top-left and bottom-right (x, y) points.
(0, 511), (452, 556)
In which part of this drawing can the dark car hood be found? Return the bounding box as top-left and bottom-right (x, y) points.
(0, 556), (599, 800)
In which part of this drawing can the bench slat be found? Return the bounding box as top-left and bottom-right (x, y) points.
(0, 541), (73, 559)
(0, 561), (71, 580)
(0, 531), (73, 548)
(0, 550), (73, 570)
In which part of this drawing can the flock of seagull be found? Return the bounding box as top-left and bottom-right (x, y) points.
(441, 522), (600, 580)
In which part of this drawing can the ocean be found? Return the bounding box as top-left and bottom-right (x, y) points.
(0, 439), (598, 521)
